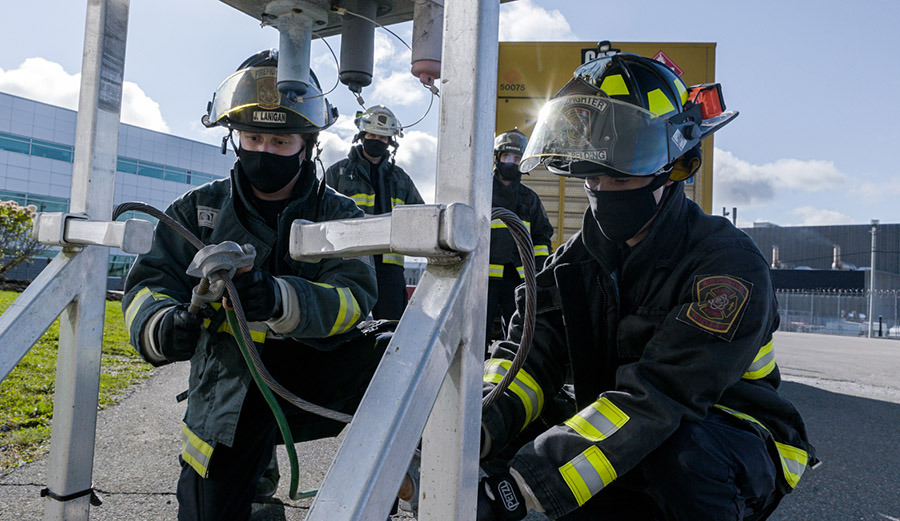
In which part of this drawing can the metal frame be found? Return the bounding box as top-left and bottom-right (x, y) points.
(0, 0), (497, 519)
(0, 1), (130, 519)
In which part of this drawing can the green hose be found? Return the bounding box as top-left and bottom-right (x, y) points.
(225, 308), (317, 500)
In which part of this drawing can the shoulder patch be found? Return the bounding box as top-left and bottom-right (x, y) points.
(677, 275), (752, 341)
(197, 205), (220, 229)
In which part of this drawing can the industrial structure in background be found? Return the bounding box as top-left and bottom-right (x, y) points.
(742, 221), (900, 338)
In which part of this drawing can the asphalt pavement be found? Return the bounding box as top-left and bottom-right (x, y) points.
(1, 331), (898, 520)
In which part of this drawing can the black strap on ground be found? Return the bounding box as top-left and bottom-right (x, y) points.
(40, 486), (103, 506)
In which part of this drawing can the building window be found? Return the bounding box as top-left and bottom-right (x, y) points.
(137, 161), (165, 180)
(30, 139), (74, 163)
(117, 157), (139, 174)
(0, 132), (30, 154)
(164, 166), (188, 184)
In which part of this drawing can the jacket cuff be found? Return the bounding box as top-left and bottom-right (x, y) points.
(143, 306), (173, 365)
(266, 277), (301, 334)
(509, 467), (545, 513)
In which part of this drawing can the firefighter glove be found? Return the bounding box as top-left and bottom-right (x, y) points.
(477, 471), (527, 521)
(228, 268), (282, 322)
(155, 304), (203, 362)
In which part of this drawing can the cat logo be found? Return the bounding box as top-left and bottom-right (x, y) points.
(677, 275), (752, 341)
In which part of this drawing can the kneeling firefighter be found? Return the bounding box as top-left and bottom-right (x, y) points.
(477, 45), (817, 520)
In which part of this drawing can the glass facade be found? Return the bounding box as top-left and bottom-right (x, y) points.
(1, 129), (222, 187)
(0, 91), (235, 285)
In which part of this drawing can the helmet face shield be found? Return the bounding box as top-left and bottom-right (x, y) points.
(207, 66), (335, 133)
(521, 94), (675, 177)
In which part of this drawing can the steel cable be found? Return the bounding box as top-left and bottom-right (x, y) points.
(482, 207), (538, 411)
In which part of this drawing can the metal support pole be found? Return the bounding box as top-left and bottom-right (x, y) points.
(868, 219), (879, 338)
(41, 1), (129, 519)
(304, 0), (496, 519)
(422, 0), (497, 517)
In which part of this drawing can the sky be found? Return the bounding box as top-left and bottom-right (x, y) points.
(1, 0), (899, 228)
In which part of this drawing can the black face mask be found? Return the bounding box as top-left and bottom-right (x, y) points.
(584, 175), (668, 243)
(238, 146), (302, 194)
(496, 162), (522, 183)
(362, 138), (389, 159)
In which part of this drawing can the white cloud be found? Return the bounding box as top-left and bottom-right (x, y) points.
(370, 70), (430, 108)
(499, 0), (578, 41)
(394, 130), (437, 203)
(713, 148), (849, 207)
(0, 57), (169, 133)
(792, 206), (855, 226)
(856, 175), (900, 203)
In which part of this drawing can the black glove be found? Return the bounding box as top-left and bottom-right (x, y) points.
(228, 268), (282, 322)
(155, 304), (203, 362)
(477, 471), (527, 521)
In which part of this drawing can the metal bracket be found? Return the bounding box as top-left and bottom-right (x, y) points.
(289, 203), (476, 263)
(32, 212), (154, 254)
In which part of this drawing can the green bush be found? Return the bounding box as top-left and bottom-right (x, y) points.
(0, 200), (41, 278)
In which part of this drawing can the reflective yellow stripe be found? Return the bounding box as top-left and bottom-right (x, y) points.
(125, 286), (177, 330)
(181, 422), (214, 478)
(516, 265), (525, 279)
(534, 244), (550, 257)
(599, 74), (629, 96)
(743, 339), (776, 380)
(674, 78), (689, 106)
(714, 405), (809, 488)
(489, 264), (505, 278)
(564, 397), (629, 442)
(313, 282), (361, 336)
(390, 197), (405, 208)
(351, 192), (375, 208)
(382, 253), (405, 266)
(775, 441), (809, 488)
(647, 88), (676, 117)
(522, 221), (531, 232)
(559, 445), (617, 506)
(491, 219), (507, 229)
(483, 359), (544, 429)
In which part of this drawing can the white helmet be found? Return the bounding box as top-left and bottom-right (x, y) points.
(355, 105), (403, 138)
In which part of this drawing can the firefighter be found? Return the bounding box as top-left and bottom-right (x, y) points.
(487, 129), (553, 343)
(325, 105), (425, 320)
(477, 47), (817, 520)
(122, 50), (390, 520)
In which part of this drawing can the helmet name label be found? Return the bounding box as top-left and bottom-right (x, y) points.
(252, 111), (287, 124)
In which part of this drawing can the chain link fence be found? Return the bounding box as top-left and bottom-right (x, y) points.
(776, 289), (900, 338)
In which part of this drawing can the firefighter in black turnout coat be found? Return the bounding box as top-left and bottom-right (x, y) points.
(477, 47), (817, 521)
(487, 129), (553, 342)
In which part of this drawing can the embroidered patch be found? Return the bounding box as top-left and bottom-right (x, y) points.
(677, 275), (752, 341)
(197, 206), (220, 229)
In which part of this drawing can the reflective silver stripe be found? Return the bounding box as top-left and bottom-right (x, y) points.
(181, 422), (213, 478)
(558, 445), (617, 506)
(489, 264), (504, 278)
(351, 193), (375, 207)
(715, 405), (809, 488)
(383, 253), (405, 266)
(564, 397), (629, 442)
(534, 244), (550, 256)
(743, 339), (775, 379)
(483, 359), (544, 428)
(125, 286), (176, 331)
(390, 197), (406, 208)
(491, 219), (507, 229)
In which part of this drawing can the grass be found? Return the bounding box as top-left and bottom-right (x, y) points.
(0, 289), (153, 472)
